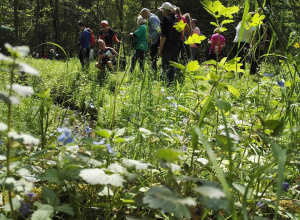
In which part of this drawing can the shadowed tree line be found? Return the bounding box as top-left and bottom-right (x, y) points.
(0, 0), (299, 58)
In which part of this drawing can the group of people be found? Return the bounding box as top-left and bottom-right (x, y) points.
(76, 2), (270, 85)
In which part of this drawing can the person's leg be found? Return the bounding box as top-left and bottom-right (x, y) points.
(79, 49), (84, 68)
(150, 39), (160, 72)
(130, 50), (137, 72)
(190, 47), (196, 60)
(137, 49), (145, 72)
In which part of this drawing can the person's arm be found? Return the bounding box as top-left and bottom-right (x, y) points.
(108, 49), (118, 58)
(83, 30), (90, 49)
(111, 29), (120, 44)
(158, 36), (166, 56)
(148, 17), (160, 40)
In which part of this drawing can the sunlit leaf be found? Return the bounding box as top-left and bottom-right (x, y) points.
(227, 85), (240, 98)
(79, 168), (125, 187)
(143, 186), (196, 219)
(156, 149), (183, 162)
(8, 132), (40, 145)
(207, 72), (219, 82)
(5, 43), (29, 58)
(18, 62), (40, 76)
(0, 122), (8, 131)
(184, 34), (206, 45)
(122, 159), (152, 170)
(221, 19), (234, 25)
(7, 84), (34, 97)
(32, 201), (54, 220)
(186, 60), (200, 72)
(170, 61), (185, 70)
(139, 128), (152, 135)
(4, 197), (21, 212)
(95, 129), (111, 138)
(194, 186), (226, 199)
(173, 20), (186, 32)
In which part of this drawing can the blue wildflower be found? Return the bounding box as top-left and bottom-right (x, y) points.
(257, 202), (265, 208)
(127, 117), (131, 122)
(93, 140), (105, 145)
(19, 201), (30, 216)
(57, 127), (71, 133)
(165, 96), (173, 100)
(57, 127), (74, 146)
(264, 73), (273, 77)
(0, 140), (4, 145)
(182, 146), (187, 152)
(277, 79), (285, 88)
(169, 102), (178, 108)
(85, 126), (92, 133)
(106, 144), (113, 154)
(283, 182), (289, 192)
(26, 192), (35, 200)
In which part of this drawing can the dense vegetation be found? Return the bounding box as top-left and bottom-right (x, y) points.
(0, 0), (300, 219)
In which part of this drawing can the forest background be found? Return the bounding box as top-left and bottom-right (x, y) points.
(0, 0), (300, 58)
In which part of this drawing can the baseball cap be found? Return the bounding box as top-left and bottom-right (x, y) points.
(158, 2), (174, 11)
(101, 20), (108, 26)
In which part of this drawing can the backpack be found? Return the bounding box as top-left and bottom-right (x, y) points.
(85, 28), (96, 45)
(166, 15), (182, 44)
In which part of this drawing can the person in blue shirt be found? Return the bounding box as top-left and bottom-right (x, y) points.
(140, 8), (161, 72)
(77, 21), (90, 68)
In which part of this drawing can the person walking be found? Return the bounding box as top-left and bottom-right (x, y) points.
(158, 2), (181, 86)
(77, 21), (90, 68)
(140, 8), (161, 72)
(130, 15), (148, 72)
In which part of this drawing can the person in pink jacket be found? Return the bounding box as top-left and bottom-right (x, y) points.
(207, 28), (225, 61)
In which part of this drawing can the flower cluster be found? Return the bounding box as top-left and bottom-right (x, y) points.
(57, 127), (74, 145)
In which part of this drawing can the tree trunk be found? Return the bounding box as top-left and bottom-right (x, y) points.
(14, 0), (19, 45)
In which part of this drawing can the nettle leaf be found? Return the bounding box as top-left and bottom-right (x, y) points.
(194, 186), (226, 199)
(0, 92), (21, 105)
(156, 149), (183, 162)
(98, 186), (114, 196)
(7, 84), (34, 97)
(143, 186), (196, 219)
(5, 43), (29, 58)
(4, 197), (21, 212)
(186, 60), (200, 72)
(55, 204), (74, 216)
(232, 183), (254, 199)
(263, 119), (285, 136)
(216, 99), (231, 112)
(198, 195), (230, 213)
(0, 122), (8, 131)
(18, 62), (40, 76)
(113, 127), (126, 138)
(227, 85), (240, 98)
(108, 162), (126, 173)
(8, 132), (40, 145)
(95, 129), (111, 138)
(32, 201), (54, 220)
(139, 127), (152, 135)
(38, 169), (61, 183)
(201, 0), (223, 14)
(42, 186), (60, 207)
(123, 158), (152, 170)
(79, 168), (125, 187)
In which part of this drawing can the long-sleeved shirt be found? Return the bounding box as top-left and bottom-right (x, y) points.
(79, 28), (90, 49)
(148, 13), (160, 45)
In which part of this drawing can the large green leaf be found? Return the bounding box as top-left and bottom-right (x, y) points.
(227, 85), (240, 98)
(32, 202), (54, 220)
(143, 186), (196, 219)
(42, 186), (60, 207)
(216, 99), (231, 112)
(55, 204), (74, 216)
(156, 149), (183, 162)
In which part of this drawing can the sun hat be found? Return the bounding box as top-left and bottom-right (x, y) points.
(101, 20), (108, 26)
(158, 2), (174, 11)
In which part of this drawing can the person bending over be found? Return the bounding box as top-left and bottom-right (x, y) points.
(95, 39), (118, 71)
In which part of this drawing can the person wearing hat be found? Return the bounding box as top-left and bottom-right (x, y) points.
(99, 20), (120, 47)
(158, 2), (180, 86)
(140, 8), (161, 72)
